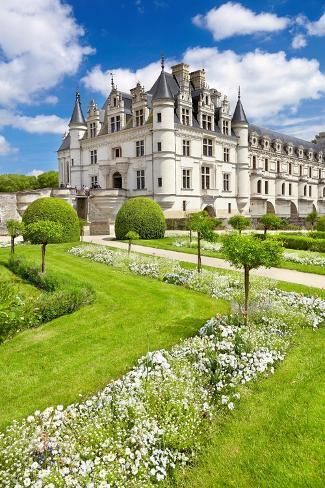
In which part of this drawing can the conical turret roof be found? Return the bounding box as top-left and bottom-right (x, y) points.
(69, 91), (86, 126)
(232, 88), (248, 124)
(151, 65), (173, 101)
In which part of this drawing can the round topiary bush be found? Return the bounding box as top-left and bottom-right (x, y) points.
(22, 197), (80, 242)
(115, 197), (166, 240)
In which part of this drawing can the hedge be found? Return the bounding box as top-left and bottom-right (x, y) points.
(115, 198), (166, 240)
(270, 234), (325, 252)
(22, 197), (80, 242)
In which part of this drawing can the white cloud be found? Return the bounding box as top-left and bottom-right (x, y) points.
(0, 135), (17, 155)
(27, 169), (45, 177)
(291, 34), (307, 49)
(192, 2), (289, 41)
(0, 0), (94, 107)
(0, 109), (68, 134)
(306, 13), (325, 36)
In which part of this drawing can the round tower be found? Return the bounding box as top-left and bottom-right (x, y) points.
(68, 91), (87, 187)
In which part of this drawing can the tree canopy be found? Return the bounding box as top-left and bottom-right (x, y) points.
(0, 171), (58, 193)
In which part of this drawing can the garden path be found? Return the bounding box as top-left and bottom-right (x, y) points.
(84, 235), (325, 289)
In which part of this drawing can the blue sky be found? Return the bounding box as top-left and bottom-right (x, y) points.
(0, 0), (325, 175)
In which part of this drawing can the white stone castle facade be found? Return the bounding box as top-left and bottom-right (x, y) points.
(57, 61), (325, 230)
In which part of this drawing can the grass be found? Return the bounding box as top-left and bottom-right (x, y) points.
(132, 236), (325, 275)
(172, 327), (325, 488)
(0, 244), (225, 430)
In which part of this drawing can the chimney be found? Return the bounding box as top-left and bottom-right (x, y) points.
(171, 63), (190, 90)
(190, 69), (206, 90)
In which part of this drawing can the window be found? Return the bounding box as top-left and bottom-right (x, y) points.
(158, 177), (162, 187)
(257, 180), (262, 194)
(282, 183), (285, 195)
(223, 173), (230, 192)
(289, 163), (292, 175)
(183, 140), (190, 156)
(182, 200), (187, 212)
(202, 114), (212, 130)
(228, 203), (231, 214)
(182, 108), (190, 126)
(309, 185), (312, 197)
(112, 147), (121, 159)
(91, 175), (98, 188)
(66, 161), (70, 184)
(222, 120), (229, 135)
(252, 137), (257, 145)
(182, 169), (191, 189)
(289, 183), (292, 196)
(264, 158), (269, 172)
(309, 167), (312, 178)
(265, 181), (268, 194)
(203, 138), (213, 156)
(113, 172), (122, 189)
(265, 140), (269, 149)
(136, 170), (145, 190)
(319, 169), (322, 179)
(277, 161), (280, 173)
(157, 112), (162, 123)
(300, 165), (303, 177)
(252, 155), (257, 169)
(201, 166), (210, 189)
(71, 158), (74, 167)
(205, 95), (209, 105)
(157, 142), (162, 152)
(223, 147), (230, 162)
(303, 185), (307, 196)
(136, 140), (144, 157)
(113, 97), (117, 107)
(135, 109), (144, 127)
(90, 149), (97, 165)
(110, 116), (120, 132)
(89, 122), (96, 138)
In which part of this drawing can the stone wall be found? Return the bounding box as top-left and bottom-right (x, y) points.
(0, 193), (20, 235)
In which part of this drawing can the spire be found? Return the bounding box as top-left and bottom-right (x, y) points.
(69, 90), (86, 126)
(232, 88), (248, 124)
(151, 62), (173, 101)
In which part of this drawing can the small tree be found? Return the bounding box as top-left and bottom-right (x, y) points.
(188, 211), (216, 272)
(228, 215), (250, 234)
(306, 210), (318, 230)
(259, 214), (283, 236)
(222, 234), (282, 324)
(24, 220), (63, 273)
(125, 230), (139, 256)
(6, 219), (24, 254)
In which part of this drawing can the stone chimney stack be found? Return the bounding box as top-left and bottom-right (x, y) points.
(171, 63), (190, 91)
(190, 69), (206, 90)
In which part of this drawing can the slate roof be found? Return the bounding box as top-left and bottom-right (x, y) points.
(232, 97), (248, 124)
(58, 133), (70, 152)
(69, 92), (86, 126)
(149, 69), (174, 100)
(249, 124), (319, 151)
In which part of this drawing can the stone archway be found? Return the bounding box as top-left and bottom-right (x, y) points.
(113, 172), (122, 189)
(203, 205), (216, 217)
(266, 201), (275, 214)
(290, 201), (298, 218)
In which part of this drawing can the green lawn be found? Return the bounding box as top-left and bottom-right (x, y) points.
(0, 244), (225, 429)
(131, 236), (325, 275)
(172, 327), (325, 488)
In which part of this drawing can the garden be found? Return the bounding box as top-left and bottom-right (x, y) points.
(0, 197), (323, 487)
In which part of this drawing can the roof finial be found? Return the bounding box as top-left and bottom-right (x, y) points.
(161, 53), (165, 71)
(76, 89), (80, 102)
(238, 85), (241, 99)
(110, 72), (115, 89)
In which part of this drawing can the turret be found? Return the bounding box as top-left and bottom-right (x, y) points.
(68, 91), (87, 187)
(232, 88), (250, 214)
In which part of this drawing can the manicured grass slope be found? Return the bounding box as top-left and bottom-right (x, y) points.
(0, 244), (225, 429)
(173, 328), (325, 488)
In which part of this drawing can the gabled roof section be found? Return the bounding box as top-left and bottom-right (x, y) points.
(150, 68), (174, 101)
(249, 124), (316, 150)
(232, 90), (248, 124)
(69, 91), (86, 126)
(58, 133), (70, 152)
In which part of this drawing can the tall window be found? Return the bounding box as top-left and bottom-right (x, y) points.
(157, 112), (162, 123)
(222, 120), (229, 135)
(289, 183), (292, 196)
(201, 166), (210, 189)
(89, 122), (96, 138)
(202, 114), (212, 130)
(265, 181), (268, 195)
(252, 155), (257, 169)
(277, 161), (280, 173)
(282, 183), (285, 195)
(309, 185), (312, 197)
(66, 162), (70, 184)
(300, 165), (303, 177)
(183, 140), (190, 156)
(158, 177), (162, 187)
(135, 109), (144, 127)
(257, 180), (262, 194)
(223, 147), (230, 162)
(303, 185), (307, 196)
(182, 169), (191, 189)
(288, 163), (292, 175)
(223, 173), (230, 192)
(182, 108), (190, 126)
(309, 167), (312, 178)
(136, 170), (145, 190)
(319, 169), (322, 179)
(136, 140), (144, 157)
(264, 158), (269, 172)
(91, 175), (98, 188)
(203, 138), (213, 156)
(112, 147), (121, 159)
(157, 142), (162, 152)
(110, 116), (120, 133)
(90, 149), (97, 165)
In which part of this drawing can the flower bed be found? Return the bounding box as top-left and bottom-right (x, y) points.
(174, 238), (222, 252)
(283, 251), (325, 267)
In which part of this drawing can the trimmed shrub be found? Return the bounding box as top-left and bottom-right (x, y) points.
(270, 234), (325, 252)
(115, 197), (166, 240)
(22, 197), (79, 242)
(315, 216), (325, 232)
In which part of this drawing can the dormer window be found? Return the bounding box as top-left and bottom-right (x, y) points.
(202, 114), (212, 130)
(222, 120), (229, 135)
(276, 143), (281, 152)
(318, 153), (323, 162)
(309, 151), (313, 161)
(182, 108), (190, 126)
(288, 145), (293, 155)
(135, 109), (144, 127)
(205, 95), (209, 105)
(89, 122), (96, 138)
(299, 149), (303, 158)
(264, 140), (269, 149)
(252, 137), (257, 145)
(111, 115), (121, 133)
(113, 97), (117, 107)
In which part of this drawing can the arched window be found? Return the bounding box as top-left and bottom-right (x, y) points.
(265, 181), (268, 194)
(281, 183), (285, 195)
(113, 172), (122, 189)
(257, 180), (262, 194)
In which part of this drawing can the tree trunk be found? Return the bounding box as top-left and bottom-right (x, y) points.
(264, 227), (267, 236)
(11, 236), (15, 254)
(41, 244), (46, 273)
(244, 266), (250, 325)
(128, 240), (131, 256)
(197, 231), (202, 273)
(239, 229), (242, 235)
(189, 228), (192, 245)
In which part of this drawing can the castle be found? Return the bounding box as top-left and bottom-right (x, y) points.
(57, 60), (325, 231)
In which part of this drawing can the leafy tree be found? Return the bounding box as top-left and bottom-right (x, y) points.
(24, 220), (63, 273)
(315, 215), (325, 231)
(37, 171), (59, 189)
(306, 210), (318, 230)
(6, 219), (24, 254)
(188, 211), (216, 273)
(125, 230), (140, 255)
(0, 174), (37, 192)
(228, 215), (250, 234)
(222, 234), (282, 324)
(259, 214), (283, 236)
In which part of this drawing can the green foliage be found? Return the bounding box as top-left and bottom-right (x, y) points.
(0, 171), (58, 192)
(125, 230), (140, 241)
(24, 220), (63, 245)
(228, 215), (250, 233)
(315, 215), (325, 231)
(306, 210), (318, 229)
(223, 234), (282, 271)
(187, 211), (216, 241)
(259, 214), (283, 235)
(271, 234), (325, 252)
(7, 257), (59, 291)
(22, 197), (80, 242)
(115, 197), (166, 239)
(6, 220), (24, 238)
